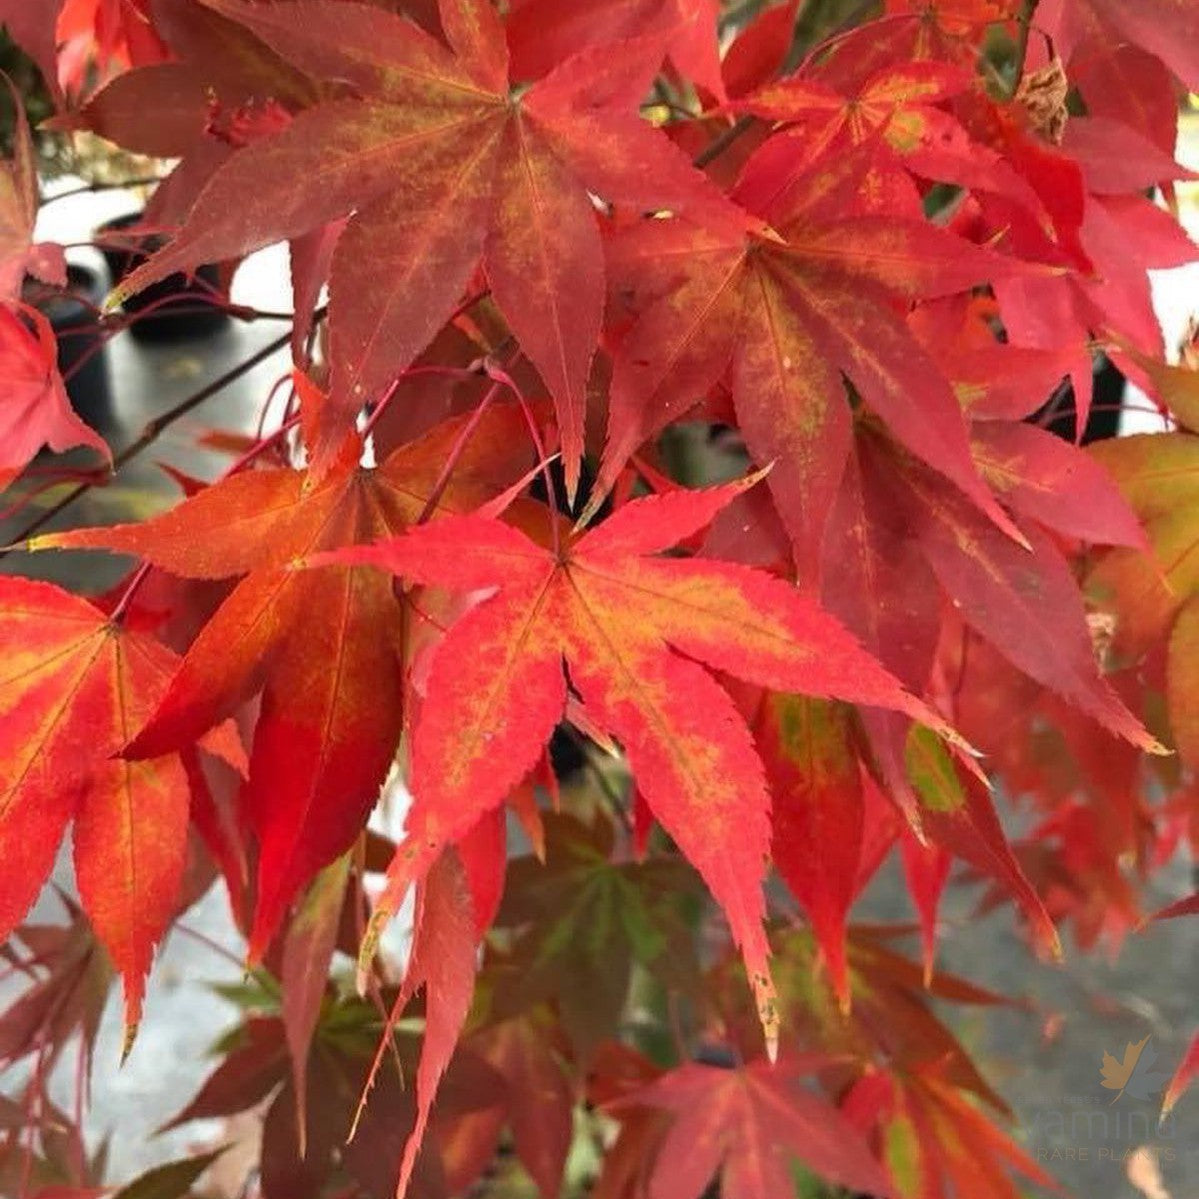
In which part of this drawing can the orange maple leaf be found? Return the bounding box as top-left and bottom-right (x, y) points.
(321, 473), (959, 1056)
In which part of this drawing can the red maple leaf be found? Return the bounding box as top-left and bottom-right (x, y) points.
(618, 1055), (893, 1199)
(30, 403), (537, 956)
(110, 0), (739, 489)
(599, 142), (1028, 580)
(323, 474), (956, 1052)
(0, 578), (230, 1033)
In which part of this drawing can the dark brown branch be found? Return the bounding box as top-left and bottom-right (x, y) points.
(41, 175), (169, 206)
(692, 115), (756, 170)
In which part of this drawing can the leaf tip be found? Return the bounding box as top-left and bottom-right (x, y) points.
(764, 1025), (780, 1065)
(574, 490), (605, 534)
(120, 1020), (140, 1065)
(1037, 920), (1064, 964)
(355, 906), (392, 995)
(752, 970), (780, 1064)
(745, 461), (774, 488)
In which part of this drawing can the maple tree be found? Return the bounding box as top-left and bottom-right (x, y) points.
(0, 0), (1197, 1196)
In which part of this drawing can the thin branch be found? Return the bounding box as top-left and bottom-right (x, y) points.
(483, 359), (562, 555)
(229, 413), (302, 473)
(692, 115), (756, 170)
(108, 561), (153, 623)
(415, 376), (506, 523)
(40, 174), (168, 206)
(123, 301), (298, 325)
(789, 0), (881, 76)
(47, 298), (295, 399)
(171, 921), (247, 970)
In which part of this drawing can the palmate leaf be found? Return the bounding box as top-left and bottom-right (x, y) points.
(0, 76), (65, 303)
(0, 74), (101, 492)
(57, 0), (168, 84)
(3, 0), (1198, 1192)
(616, 1054), (892, 1199)
(366, 849), (480, 1199)
(496, 810), (701, 1059)
(816, 0), (1019, 92)
(55, 0), (318, 239)
(109, 0), (738, 490)
(164, 999), (503, 1198)
(505, 0), (725, 100)
(321, 474), (957, 1053)
(0, 579), (194, 1033)
(769, 926), (1016, 1116)
(348, 824), (523, 1199)
(30, 403), (536, 956)
(968, 421), (1148, 547)
(599, 141), (1030, 580)
(763, 928), (1057, 1199)
(0, 898), (112, 1075)
(741, 58), (1051, 227)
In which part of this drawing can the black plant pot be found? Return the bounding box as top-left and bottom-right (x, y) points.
(96, 212), (229, 341)
(24, 263), (113, 432)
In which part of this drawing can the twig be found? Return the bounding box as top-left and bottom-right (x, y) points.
(108, 561), (153, 623)
(692, 115), (756, 170)
(789, 0), (881, 76)
(414, 376), (506, 523)
(482, 360), (562, 554)
(40, 174), (168, 206)
(52, 297), (296, 393)
(171, 921), (247, 970)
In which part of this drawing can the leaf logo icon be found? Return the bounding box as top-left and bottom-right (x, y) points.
(1100, 1036), (1172, 1104)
